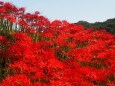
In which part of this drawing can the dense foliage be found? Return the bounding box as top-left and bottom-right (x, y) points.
(76, 18), (115, 34)
(0, 1), (115, 86)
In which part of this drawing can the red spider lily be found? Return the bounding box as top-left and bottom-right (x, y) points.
(27, 28), (37, 33)
(8, 61), (34, 74)
(0, 7), (6, 13)
(1, 74), (31, 86)
(14, 32), (32, 42)
(50, 80), (71, 86)
(0, 1), (4, 5)
(51, 20), (62, 28)
(18, 19), (29, 29)
(32, 82), (42, 86)
(34, 11), (40, 15)
(39, 32), (54, 38)
(5, 14), (16, 23)
(0, 1), (115, 86)
(18, 7), (25, 12)
(0, 35), (4, 41)
(4, 2), (13, 12)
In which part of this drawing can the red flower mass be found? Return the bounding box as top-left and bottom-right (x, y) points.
(0, 1), (115, 86)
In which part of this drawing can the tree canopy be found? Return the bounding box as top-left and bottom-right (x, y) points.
(76, 18), (115, 34)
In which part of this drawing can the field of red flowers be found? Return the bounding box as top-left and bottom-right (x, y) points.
(0, 1), (115, 86)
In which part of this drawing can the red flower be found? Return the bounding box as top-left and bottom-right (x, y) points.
(4, 2), (13, 11)
(14, 32), (32, 42)
(19, 7), (25, 12)
(51, 20), (62, 28)
(0, 7), (6, 13)
(27, 28), (37, 33)
(1, 74), (31, 86)
(0, 1), (4, 5)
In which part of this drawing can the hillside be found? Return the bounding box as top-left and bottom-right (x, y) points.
(0, 1), (115, 86)
(76, 18), (115, 34)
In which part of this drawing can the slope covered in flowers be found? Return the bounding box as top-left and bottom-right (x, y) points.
(0, 1), (115, 86)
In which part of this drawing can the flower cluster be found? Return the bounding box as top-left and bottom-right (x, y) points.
(0, 1), (115, 86)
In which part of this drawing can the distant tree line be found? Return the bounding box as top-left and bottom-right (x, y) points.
(76, 18), (115, 34)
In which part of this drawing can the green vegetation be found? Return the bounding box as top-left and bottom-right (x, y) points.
(76, 18), (115, 34)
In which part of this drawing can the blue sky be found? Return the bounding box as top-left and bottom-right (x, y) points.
(3, 0), (115, 23)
